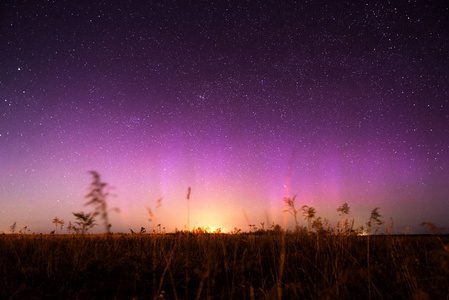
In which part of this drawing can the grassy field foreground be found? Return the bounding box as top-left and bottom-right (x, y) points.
(1, 232), (448, 299)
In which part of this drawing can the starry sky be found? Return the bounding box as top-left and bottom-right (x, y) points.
(1, 0), (448, 234)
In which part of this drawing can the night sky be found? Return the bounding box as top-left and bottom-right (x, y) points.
(1, 0), (448, 234)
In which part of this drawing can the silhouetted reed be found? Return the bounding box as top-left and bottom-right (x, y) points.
(85, 171), (119, 234)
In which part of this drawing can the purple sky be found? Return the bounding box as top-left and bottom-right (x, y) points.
(1, 0), (448, 234)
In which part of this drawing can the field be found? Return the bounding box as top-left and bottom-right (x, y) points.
(1, 232), (448, 299)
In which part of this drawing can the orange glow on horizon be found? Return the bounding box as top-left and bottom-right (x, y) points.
(191, 208), (228, 233)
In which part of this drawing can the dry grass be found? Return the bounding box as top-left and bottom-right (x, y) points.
(1, 231), (448, 299)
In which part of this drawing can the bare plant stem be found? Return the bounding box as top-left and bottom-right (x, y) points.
(153, 236), (157, 297)
(187, 187), (191, 232)
(186, 187), (191, 299)
(156, 240), (177, 300)
(277, 232), (286, 300)
(367, 231), (371, 300)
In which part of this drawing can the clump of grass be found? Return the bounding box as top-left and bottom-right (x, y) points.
(72, 211), (97, 234)
(2, 222), (449, 299)
(421, 222), (445, 235)
(1, 230), (448, 299)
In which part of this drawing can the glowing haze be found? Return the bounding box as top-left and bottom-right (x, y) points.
(1, 1), (448, 234)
